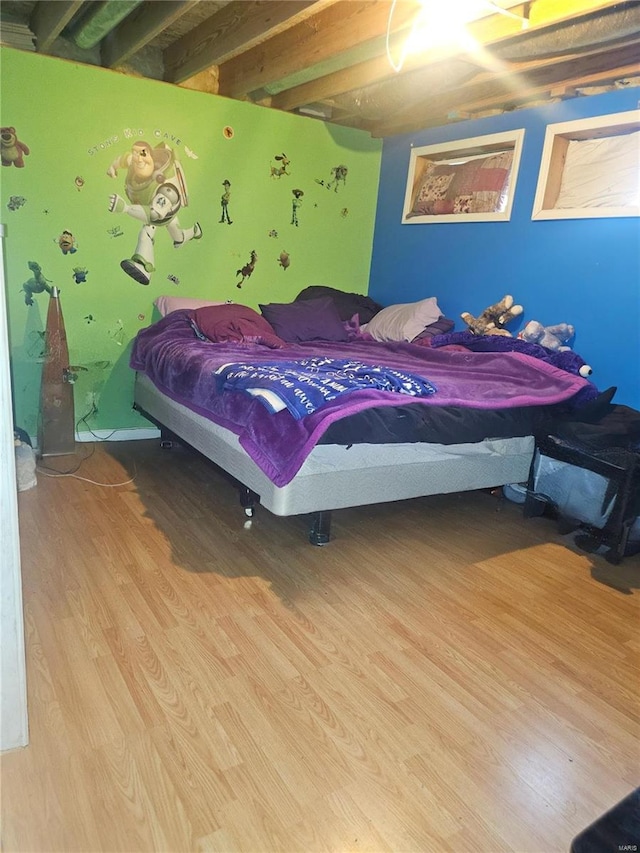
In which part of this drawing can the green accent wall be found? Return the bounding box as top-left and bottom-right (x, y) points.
(0, 48), (381, 437)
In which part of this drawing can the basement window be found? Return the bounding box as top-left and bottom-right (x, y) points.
(401, 129), (525, 224)
(532, 110), (640, 220)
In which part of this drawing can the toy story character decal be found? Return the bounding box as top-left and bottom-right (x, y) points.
(107, 140), (202, 286)
(7, 195), (26, 211)
(236, 250), (257, 288)
(315, 164), (348, 192)
(270, 153), (290, 178)
(219, 180), (233, 224)
(1, 126), (30, 168)
(21, 261), (53, 306)
(291, 189), (303, 226)
(57, 230), (78, 254)
(277, 250), (290, 270)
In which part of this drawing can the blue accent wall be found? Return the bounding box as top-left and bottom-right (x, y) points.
(369, 89), (640, 410)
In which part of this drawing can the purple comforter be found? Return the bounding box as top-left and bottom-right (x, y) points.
(130, 310), (596, 486)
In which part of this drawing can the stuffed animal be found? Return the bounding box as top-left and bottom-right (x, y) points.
(519, 321), (592, 377)
(460, 294), (523, 337)
(519, 320), (574, 351)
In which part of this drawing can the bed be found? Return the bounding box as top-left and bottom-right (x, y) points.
(130, 295), (596, 544)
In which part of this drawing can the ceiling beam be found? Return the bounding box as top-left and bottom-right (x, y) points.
(164, 0), (334, 85)
(271, 7), (527, 112)
(371, 40), (640, 136)
(217, 0), (418, 99)
(102, 0), (200, 68)
(29, 0), (84, 52)
(270, 0), (627, 112)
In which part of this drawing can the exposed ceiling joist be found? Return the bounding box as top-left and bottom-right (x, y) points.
(30, 0), (83, 52)
(217, 0), (418, 99)
(164, 0), (333, 84)
(102, 0), (201, 69)
(373, 41), (640, 135)
(1, 0), (638, 138)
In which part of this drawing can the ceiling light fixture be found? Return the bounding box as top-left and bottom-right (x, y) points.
(386, 0), (529, 73)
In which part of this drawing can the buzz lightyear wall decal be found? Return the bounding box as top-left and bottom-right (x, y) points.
(291, 189), (304, 226)
(106, 140), (202, 286)
(219, 180), (233, 224)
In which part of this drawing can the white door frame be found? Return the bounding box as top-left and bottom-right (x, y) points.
(0, 222), (29, 751)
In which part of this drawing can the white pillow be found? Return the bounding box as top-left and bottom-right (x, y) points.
(154, 295), (226, 316)
(555, 132), (640, 209)
(362, 297), (442, 342)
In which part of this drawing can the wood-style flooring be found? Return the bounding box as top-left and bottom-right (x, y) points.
(2, 439), (639, 852)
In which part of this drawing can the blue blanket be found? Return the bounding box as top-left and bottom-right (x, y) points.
(215, 357), (437, 419)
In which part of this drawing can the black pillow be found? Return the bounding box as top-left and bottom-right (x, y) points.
(295, 285), (383, 324)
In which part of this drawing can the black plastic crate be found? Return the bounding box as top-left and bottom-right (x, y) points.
(524, 434), (640, 564)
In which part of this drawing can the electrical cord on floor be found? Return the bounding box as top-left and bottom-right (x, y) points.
(77, 407), (118, 442)
(35, 408), (136, 487)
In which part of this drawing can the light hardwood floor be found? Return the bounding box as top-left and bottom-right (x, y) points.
(2, 439), (639, 852)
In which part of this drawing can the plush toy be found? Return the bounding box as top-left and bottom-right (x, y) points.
(1, 127), (30, 168)
(519, 320), (592, 377)
(460, 294), (523, 337)
(519, 320), (574, 351)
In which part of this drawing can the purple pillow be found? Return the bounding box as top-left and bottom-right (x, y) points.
(191, 304), (284, 348)
(259, 297), (349, 343)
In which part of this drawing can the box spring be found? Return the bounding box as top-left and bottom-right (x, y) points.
(134, 373), (534, 518)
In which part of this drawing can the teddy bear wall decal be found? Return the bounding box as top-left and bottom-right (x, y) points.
(1, 126), (30, 168)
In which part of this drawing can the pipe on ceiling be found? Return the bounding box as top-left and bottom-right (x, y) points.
(71, 0), (143, 50)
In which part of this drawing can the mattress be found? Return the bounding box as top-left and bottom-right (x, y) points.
(134, 372), (534, 517)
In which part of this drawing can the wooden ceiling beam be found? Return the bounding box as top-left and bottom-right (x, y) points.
(164, 0), (334, 85)
(372, 40), (640, 136)
(271, 0), (627, 113)
(272, 9), (527, 112)
(30, 0), (84, 52)
(102, 0), (200, 68)
(217, 0), (418, 99)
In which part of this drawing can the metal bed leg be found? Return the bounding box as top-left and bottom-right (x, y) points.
(309, 511), (331, 546)
(239, 486), (259, 518)
(159, 426), (177, 449)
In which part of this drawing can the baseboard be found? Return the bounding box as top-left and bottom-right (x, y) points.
(27, 426), (161, 450)
(76, 427), (161, 443)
